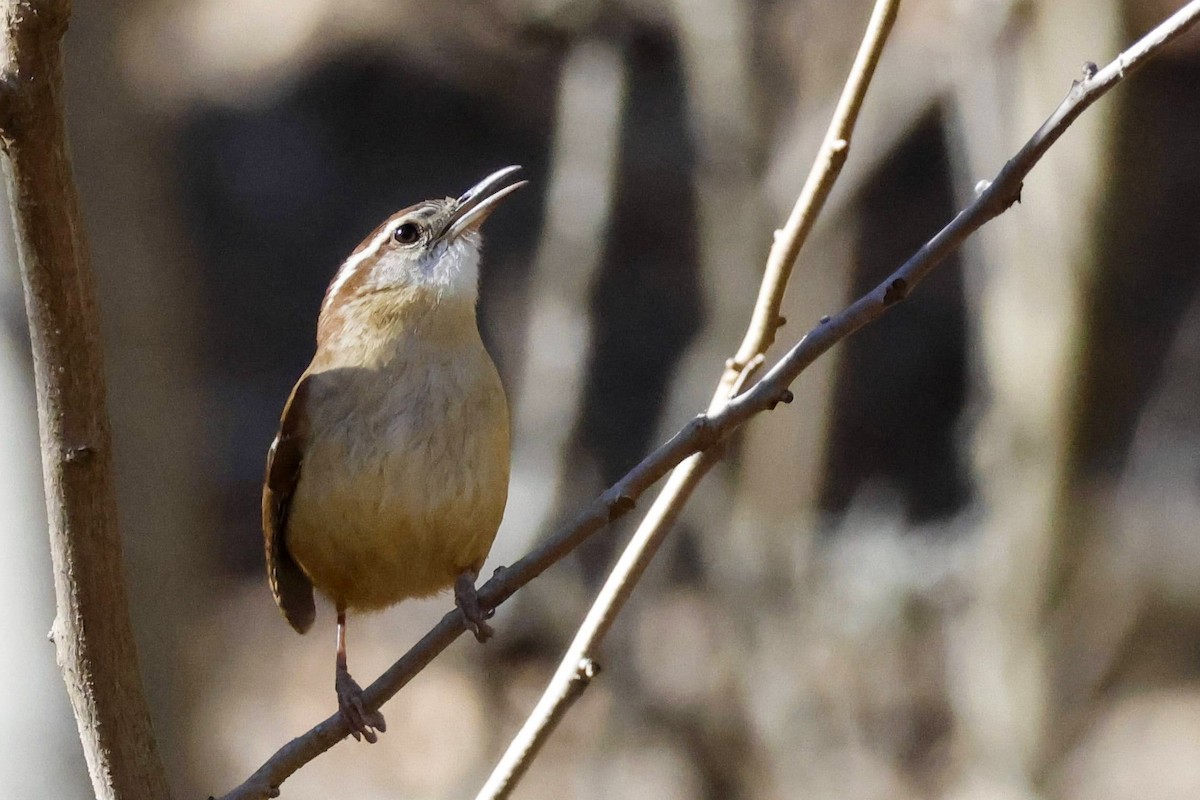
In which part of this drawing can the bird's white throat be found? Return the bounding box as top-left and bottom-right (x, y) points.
(323, 228), (483, 315)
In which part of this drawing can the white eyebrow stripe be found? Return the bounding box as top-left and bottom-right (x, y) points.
(321, 221), (399, 313)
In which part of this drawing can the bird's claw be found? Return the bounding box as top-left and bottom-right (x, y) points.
(455, 572), (494, 643)
(335, 667), (386, 743)
(466, 615), (495, 643)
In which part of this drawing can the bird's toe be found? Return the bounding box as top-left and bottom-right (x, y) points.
(336, 668), (386, 743)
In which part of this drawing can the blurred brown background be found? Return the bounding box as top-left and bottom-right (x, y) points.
(2, 0), (1200, 798)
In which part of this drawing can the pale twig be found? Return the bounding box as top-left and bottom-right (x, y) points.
(476, 1), (901, 797)
(0, 1), (173, 799)
(720, 0), (902, 396)
(215, 1), (1200, 797)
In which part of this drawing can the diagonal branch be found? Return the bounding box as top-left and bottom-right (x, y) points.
(0, 2), (173, 799)
(475, 1), (901, 796)
(215, 1), (1200, 797)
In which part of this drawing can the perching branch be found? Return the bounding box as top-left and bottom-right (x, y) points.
(476, 1), (901, 796)
(0, 2), (173, 800)
(216, 2), (1200, 798)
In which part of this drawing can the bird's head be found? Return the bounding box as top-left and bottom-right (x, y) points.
(319, 166), (525, 329)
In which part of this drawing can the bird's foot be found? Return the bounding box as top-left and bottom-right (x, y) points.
(335, 666), (386, 743)
(455, 571), (495, 643)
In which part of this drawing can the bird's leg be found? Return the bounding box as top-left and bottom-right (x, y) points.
(334, 608), (386, 743)
(455, 568), (494, 643)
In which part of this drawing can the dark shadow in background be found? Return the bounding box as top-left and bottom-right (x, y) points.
(574, 26), (703, 579)
(820, 112), (973, 524)
(1075, 54), (1200, 477)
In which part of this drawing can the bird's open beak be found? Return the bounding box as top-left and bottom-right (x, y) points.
(442, 165), (527, 241)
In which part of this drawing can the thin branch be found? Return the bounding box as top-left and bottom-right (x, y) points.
(721, 0), (902, 394)
(215, 2), (1200, 797)
(476, 1), (901, 796)
(0, 2), (173, 800)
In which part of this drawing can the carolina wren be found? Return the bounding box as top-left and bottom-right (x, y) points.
(263, 167), (523, 742)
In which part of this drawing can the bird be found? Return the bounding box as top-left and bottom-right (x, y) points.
(262, 166), (523, 742)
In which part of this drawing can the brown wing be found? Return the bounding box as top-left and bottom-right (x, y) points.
(263, 374), (316, 633)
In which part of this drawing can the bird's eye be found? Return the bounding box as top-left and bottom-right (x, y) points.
(393, 222), (421, 245)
